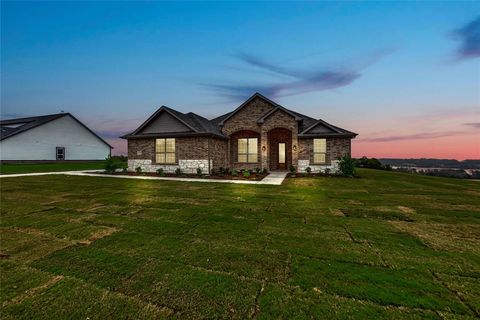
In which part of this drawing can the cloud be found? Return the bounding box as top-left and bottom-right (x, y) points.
(451, 16), (480, 60)
(204, 49), (392, 100)
(464, 122), (480, 129)
(360, 131), (470, 143)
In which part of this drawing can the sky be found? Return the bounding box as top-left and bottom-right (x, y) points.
(1, 1), (479, 159)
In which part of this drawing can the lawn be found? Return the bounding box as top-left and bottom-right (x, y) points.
(0, 169), (479, 319)
(0, 161), (106, 175)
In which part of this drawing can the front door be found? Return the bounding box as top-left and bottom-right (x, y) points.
(278, 143), (286, 170)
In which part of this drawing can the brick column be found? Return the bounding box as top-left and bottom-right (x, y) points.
(261, 129), (268, 170)
(292, 131), (299, 170)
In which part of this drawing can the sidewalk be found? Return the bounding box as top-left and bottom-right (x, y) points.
(0, 170), (288, 185)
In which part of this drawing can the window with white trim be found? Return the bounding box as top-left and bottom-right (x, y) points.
(313, 139), (326, 164)
(238, 138), (258, 163)
(155, 138), (175, 163)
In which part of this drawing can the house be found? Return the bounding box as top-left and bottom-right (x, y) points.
(0, 113), (112, 161)
(122, 93), (357, 173)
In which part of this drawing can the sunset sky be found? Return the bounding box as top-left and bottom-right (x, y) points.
(1, 1), (479, 159)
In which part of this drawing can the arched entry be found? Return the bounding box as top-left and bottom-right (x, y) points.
(268, 128), (292, 171)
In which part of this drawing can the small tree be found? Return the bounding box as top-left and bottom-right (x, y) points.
(339, 156), (356, 177)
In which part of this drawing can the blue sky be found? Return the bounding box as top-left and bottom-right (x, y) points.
(1, 1), (479, 158)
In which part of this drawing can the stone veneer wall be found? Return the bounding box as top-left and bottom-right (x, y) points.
(297, 137), (351, 173)
(128, 136), (227, 173)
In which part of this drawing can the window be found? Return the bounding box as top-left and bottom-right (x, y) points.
(238, 138), (258, 163)
(56, 147), (65, 160)
(156, 138), (175, 163)
(313, 139), (326, 164)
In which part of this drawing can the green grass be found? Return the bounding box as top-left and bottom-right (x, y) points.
(0, 169), (479, 319)
(0, 161), (106, 174)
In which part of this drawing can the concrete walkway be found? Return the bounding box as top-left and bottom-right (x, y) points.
(0, 170), (288, 185)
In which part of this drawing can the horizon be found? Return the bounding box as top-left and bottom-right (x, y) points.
(1, 2), (479, 160)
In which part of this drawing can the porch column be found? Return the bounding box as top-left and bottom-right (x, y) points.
(292, 131), (299, 170)
(261, 129), (268, 170)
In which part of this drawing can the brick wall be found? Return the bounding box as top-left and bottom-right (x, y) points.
(128, 137), (210, 163)
(298, 137), (351, 164)
(128, 136), (228, 172)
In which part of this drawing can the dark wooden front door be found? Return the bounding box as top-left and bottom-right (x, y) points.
(278, 143), (286, 170)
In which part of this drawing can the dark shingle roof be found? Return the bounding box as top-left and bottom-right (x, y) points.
(121, 106), (227, 139)
(0, 113), (113, 147)
(0, 114), (67, 140)
(123, 93), (357, 139)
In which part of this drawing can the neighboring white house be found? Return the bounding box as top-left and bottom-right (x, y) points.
(0, 113), (112, 161)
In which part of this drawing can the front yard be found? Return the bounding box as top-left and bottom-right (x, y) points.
(0, 169), (479, 319)
(0, 161), (106, 175)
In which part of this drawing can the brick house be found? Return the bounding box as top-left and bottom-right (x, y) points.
(122, 93), (357, 173)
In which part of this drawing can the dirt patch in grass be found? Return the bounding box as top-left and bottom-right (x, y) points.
(390, 221), (480, 253)
(76, 227), (120, 245)
(329, 208), (345, 217)
(341, 208), (414, 222)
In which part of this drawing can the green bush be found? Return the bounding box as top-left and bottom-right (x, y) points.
(231, 169), (238, 177)
(339, 156), (356, 177)
(243, 170), (251, 178)
(135, 166), (142, 174)
(104, 156), (123, 174)
(255, 167), (261, 174)
(156, 168), (165, 176)
(289, 165), (296, 174)
(196, 167), (203, 176)
(306, 166), (312, 174)
(175, 168), (183, 176)
(262, 168), (268, 175)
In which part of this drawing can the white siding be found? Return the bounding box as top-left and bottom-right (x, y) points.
(0, 115), (111, 160)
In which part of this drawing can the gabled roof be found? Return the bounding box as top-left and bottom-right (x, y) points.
(299, 118), (357, 138)
(123, 92), (357, 140)
(0, 113), (113, 147)
(218, 92), (280, 126)
(121, 106), (227, 139)
(256, 105), (303, 123)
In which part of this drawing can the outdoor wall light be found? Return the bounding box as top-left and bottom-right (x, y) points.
(293, 145), (297, 151)
(262, 146), (266, 152)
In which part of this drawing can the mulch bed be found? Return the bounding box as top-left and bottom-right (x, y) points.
(95, 171), (268, 181)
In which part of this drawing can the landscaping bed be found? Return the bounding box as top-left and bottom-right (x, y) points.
(95, 169), (269, 181)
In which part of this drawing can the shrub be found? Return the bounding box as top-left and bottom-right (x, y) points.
(339, 156), (356, 177)
(175, 168), (183, 176)
(305, 166), (312, 174)
(262, 168), (268, 175)
(243, 170), (251, 178)
(289, 165), (296, 174)
(231, 169), (238, 177)
(325, 168), (331, 175)
(196, 167), (203, 176)
(255, 167), (261, 174)
(135, 166), (142, 174)
(156, 168), (165, 176)
(104, 156), (123, 174)
(219, 167), (225, 174)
